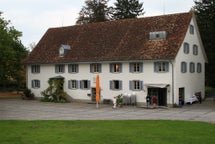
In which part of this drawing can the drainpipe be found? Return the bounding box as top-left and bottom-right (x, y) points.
(170, 61), (174, 107)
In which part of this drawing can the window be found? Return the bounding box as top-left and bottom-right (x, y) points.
(183, 42), (189, 54)
(190, 25), (194, 34)
(68, 80), (78, 89)
(197, 63), (202, 73)
(55, 64), (65, 73)
(31, 65), (40, 73)
(68, 64), (79, 73)
(110, 80), (122, 90)
(181, 62), (187, 73)
(110, 63), (122, 73)
(90, 63), (102, 73)
(149, 31), (167, 40)
(32, 80), (40, 88)
(190, 62), (195, 73)
(59, 44), (70, 57)
(130, 80), (143, 91)
(193, 45), (198, 55)
(154, 62), (169, 72)
(130, 63), (143, 73)
(80, 80), (90, 89)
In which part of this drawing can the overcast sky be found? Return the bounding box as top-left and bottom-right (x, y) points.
(1, 0), (195, 48)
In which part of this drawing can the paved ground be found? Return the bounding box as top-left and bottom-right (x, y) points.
(0, 98), (214, 123)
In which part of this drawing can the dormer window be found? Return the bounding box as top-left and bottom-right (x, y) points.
(59, 44), (70, 57)
(149, 31), (167, 40)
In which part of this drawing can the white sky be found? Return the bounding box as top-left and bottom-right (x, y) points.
(1, 0), (195, 48)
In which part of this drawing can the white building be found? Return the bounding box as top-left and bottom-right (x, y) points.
(23, 12), (207, 107)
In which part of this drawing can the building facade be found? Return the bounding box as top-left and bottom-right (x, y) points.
(24, 12), (207, 106)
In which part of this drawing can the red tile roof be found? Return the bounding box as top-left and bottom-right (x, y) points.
(23, 12), (193, 64)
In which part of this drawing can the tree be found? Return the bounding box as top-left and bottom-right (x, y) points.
(0, 12), (28, 90)
(41, 78), (68, 102)
(76, 0), (112, 25)
(193, 0), (215, 87)
(112, 0), (144, 20)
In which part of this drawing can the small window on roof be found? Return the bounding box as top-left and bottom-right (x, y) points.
(149, 31), (167, 40)
(59, 44), (70, 57)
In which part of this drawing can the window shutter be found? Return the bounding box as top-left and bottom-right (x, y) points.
(68, 65), (71, 73)
(80, 81), (83, 89)
(119, 80), (122, 90)
(62, 65), (65, 73)
(110, 80), (113, 90)
(38, 80), (40, 88)
(55, 65), (58, 73)
(139, 63), (143, 72)
(75, 80), (79, 89)
(119, 64), (122, 73)
(129, 81), (133, 90)
(68, 80), (71, 89)
(140, 81), (143, 90)
(31, 80), (34, 88)
(76, 64), (79, 73)
(98, 64), (102, 73)
(87, 80), (90, 89)
(154, 62), (158, 72)
(110, 64), (113, 73)
(130, 63), (134, 73)
(90, 64), (93, 73)
(165, 63), (169, 72)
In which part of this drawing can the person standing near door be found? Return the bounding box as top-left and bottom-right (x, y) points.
(152, 96), (157, 108)
(146, 95), (151, 109)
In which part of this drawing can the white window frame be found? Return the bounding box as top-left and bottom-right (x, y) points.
(190, 25), (194, 34)
(181, 62), (187, 73)
(90, 63), (101, 73)
(184, 42), (189, 54)
(68, 64), (78, 73)
(197, 63), (202, 73)
(110, 63), (122, 73)
(32, 80), (40, 89)
(80, 80), (90, 89)
(31, 65), (40, 73)
(68, 80), (78, 89)
(110, 80), (122, 90)
(154, 62), (169, 73)
(130, 80), (143, 91)
(190, 62), (195, 73)
(193, 45), (198, 55)
(55, 64), (65, 73)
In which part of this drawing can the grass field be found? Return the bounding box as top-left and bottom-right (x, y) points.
(0, 120), (214, 144)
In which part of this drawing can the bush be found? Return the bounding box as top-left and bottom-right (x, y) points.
(23, 88), (35, 99)
(41, 78), (68, 103)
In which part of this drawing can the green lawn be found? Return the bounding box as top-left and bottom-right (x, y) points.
(0, 120), (214, 144)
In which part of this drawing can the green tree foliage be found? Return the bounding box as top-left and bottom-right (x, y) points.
(112, 0), (144, 20)
(0, 12), (28, 90)
(76, 0), (112, 25)
(193, 0), (215, 87)
(41, 78), (68, 102)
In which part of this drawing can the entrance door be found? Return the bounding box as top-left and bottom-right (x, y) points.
(179, 88), (185, 105)
(148, 88), (167, 106)
(91, 88), (96, 102)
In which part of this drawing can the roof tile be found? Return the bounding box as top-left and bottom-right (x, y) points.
(23, 12), (193, 64)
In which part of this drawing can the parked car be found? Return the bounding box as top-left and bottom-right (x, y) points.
(185, 95), (199, 104)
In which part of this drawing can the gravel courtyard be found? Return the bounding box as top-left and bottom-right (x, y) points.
(0, 98), (214, 123)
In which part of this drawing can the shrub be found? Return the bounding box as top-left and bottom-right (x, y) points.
(23, 88), (35, 99)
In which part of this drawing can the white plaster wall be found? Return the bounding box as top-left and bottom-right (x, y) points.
(28, 61), (172, 104)
(174, 17), (206, 103)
